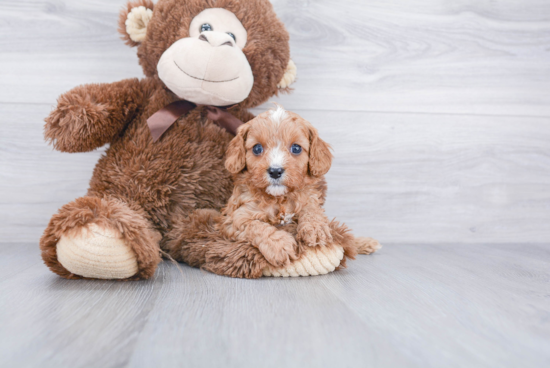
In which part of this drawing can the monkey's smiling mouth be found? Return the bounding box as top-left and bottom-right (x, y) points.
(174, 61), (239, 83)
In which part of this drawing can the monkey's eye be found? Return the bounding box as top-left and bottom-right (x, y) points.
(252, 144), (263, 156)
(291, 144), (302, 155)
(227, 32), (236, 41)
(200, 23), (213, 32)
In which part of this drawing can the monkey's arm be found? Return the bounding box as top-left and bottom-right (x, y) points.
(44, 78), (145, 152)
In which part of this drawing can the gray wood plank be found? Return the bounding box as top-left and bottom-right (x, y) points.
(1, 0), (549, 116)
(126, 264), (414, 368)
(322, 243), (550, 368)
(2, 103), (549, 244)
(271, 0), (550, 116)
(0, 244), (161, 368)
(0, 243), (548, 368)
(0, 103), (104, 242)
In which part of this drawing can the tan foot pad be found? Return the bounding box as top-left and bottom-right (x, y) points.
(262, 245), (344, 277)
(57, 223), (138, 279)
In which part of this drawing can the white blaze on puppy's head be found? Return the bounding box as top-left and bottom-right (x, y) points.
(269, 105), (288, 126)
(268, 143), (286, 169)
(265, 106), (289, 196)
(266, 141), (288, 196)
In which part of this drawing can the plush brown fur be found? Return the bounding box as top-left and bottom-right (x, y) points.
(165, 108), (374, 278)
(40, 196), (161, 280)
(40, 0), (291, 279)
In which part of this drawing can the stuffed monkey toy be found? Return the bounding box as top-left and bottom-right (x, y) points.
(40, 0), (298, 280)
(41, 0), (378, 280)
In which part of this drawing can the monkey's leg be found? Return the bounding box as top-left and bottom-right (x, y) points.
(40, 196), (161, 280)
(165, 209), (268, 279)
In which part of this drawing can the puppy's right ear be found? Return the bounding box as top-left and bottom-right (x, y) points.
(225, 124), (250, 174)
(118, 0), (155, 47)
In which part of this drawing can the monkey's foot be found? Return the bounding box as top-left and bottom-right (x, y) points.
(262, 245), (344, 277)
(40, 196), (161, 280)
(57, 223), (139, 279)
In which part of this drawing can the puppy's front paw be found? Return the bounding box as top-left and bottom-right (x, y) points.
(259, 231), (297, 267)
(297, 221), (333, 247)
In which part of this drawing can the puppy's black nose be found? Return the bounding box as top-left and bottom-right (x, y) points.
(268, 167), (284, 179)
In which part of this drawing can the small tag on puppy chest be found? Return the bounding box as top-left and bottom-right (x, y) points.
(279, 212), (295, 225)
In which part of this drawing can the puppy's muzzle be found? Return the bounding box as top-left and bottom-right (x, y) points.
(268, 167), (284, 179)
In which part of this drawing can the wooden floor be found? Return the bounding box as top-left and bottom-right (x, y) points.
(1, 0), (550, 367)
(1, 243), (549, 368)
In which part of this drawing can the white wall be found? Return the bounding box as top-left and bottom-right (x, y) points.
(1, 0), (549, 244)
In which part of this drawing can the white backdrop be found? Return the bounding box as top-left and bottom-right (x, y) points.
(1, 0), (549, 244)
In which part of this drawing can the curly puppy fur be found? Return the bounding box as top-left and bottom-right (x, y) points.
(166, 209), (359, 279)
(165, 107), (377, 278)
(40, 0), (292, 279)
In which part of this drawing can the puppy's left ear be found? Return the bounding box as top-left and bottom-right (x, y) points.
(225, 124), (250, 174)
(308, 126), (333, 177)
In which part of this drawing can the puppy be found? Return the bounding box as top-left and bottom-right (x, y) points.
(220, 105), (376, 267)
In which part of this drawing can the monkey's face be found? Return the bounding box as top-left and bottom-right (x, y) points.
(157, 8), (253, 106)
(119, 0), (296, 108)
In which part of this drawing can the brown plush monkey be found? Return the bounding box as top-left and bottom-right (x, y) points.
(40, 0), (297, 280)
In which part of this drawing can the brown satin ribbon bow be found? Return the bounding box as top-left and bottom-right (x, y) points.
(147, 100), (244, 142)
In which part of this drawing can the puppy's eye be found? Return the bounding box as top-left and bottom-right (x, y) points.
(200, 23), (213, 32)
(252, 144), (263, 156)
(227, 32), (236, 41)
(291, 144), (302, 155)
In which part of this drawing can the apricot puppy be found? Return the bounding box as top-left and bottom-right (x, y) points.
(221, 105), (342, 267)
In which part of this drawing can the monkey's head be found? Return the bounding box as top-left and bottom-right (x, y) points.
(119, 0), (296, 108)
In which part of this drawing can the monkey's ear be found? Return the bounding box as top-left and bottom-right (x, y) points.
(308, 125), (333, 177)
(225, 124), (250, 174)
(118, 0), (155, 47)
(277, 59), (297, 89)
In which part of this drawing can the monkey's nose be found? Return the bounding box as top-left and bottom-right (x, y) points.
(268, 167), (284, 179)
(198, 32), (234, 47)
